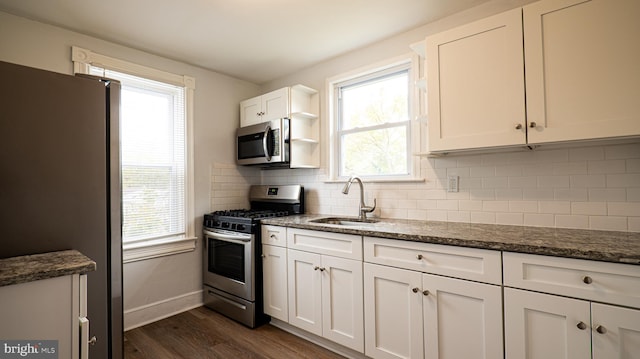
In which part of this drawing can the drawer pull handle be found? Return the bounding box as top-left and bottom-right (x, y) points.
(412, 287), (420, 293)
(417, 254), (424, 260)
(261, 254), (266, 258)
(582, 276), (593, 284)
(270, 234), (276, 239)
(422, 290), (430, 296)
(595, 325), (607, 334)
(577, 321), (587, 330)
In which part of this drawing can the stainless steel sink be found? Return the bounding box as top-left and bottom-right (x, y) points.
(309, 217), (380, 227)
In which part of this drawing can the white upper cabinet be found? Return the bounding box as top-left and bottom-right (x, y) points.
(523, 0), (640, 144)
(425, 0), (640, 153)
(426, 8), (526, 152)
(240, 87), (289, 126)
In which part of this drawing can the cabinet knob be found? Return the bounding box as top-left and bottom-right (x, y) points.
(314, 266), (320, 271)
(261, 254), (266, 258)
(515, 123), (523, 130)
(422, 290), (430, 296)
(417, 254), (424, 260)
(583, 276), (593, 284)
(412, 287), (420, 293)
(529, 122), (537, 128)
(576, 321), (587, 330)
(319, 267), (326, 272)
(595, 325), (607, 334)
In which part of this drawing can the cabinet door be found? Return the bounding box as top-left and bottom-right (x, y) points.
(364, 263), (423, 359)
(240, 95), (262, 127)
(287, 249), (322, 336)
(261, 87), (289, 122)
(426, 8), (526, 152)
(524, 0), (640, 143)
(262, 244), (288, 321)
(321, 256), (364, 352)
(592, 303), (640, 359)
(504, 288), (591, 359)
(422, 274), (503, 359)
(0, 275), (80, 359)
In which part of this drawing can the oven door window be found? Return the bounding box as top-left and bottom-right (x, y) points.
(208, 238), (245, 282)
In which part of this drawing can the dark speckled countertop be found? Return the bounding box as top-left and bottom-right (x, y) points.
(262, 215), (640, 265)
(0, 250), (96, 287)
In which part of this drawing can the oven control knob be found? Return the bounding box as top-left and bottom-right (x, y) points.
(236, 224), (245, 231)
(221, 222), (230, 228)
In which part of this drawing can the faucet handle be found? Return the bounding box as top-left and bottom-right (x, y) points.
(362, 198), (377, 213)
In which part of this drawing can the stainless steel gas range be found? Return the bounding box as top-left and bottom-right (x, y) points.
(202, 185), (304, 328)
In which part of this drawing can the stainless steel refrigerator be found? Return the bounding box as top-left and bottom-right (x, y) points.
(0, 60), (123, 359)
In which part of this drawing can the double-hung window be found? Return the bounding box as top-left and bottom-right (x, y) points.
(330, 57), (420, 181)
(72, 46), (196, 262)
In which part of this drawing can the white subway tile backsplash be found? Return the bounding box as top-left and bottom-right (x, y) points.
(508, 176), (538, 188)
(588, 188), (627, 202)
(509, 201), (538, 213)
(523, 189), (555, 201)
(604, 143), (640, 159)
(538, 175), (570, 188)
(569, 146), (605, 161)
(554, 189), (588, 201)
(608, 202), (640, 216)
(589, 216), (627, 231)
(588, 160), (626, 174)
(470, 211), (495, 224)
(524, 213), (555, 227)
(572, 202), (607, 216)
(538, 201), (571, 214)
(214, 142), (640, 232)
(483, 200), (510, 212)
(496, 212), (524, 225)
(555, 215), (590, 229)
(570, 174), (606, 188)
(607, 173), (640, 188)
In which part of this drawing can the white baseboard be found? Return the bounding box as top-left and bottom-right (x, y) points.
(124, 290), (203, 331)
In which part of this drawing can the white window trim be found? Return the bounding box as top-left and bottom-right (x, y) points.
(72, 46), (196, 263)
(325, 52), (423, 183)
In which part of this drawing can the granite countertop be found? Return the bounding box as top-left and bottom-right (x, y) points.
(0, 250), (96, 287)
(262, 214), (640, 265)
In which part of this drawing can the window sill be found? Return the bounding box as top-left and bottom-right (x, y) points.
(324, 177), (425, 184)
(123, 235), (197, 263)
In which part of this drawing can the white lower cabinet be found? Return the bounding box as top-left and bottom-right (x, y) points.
(505, 288), (640, 359)
(363, 262), (503, 359)
(262, 244), (289, 321)
(504, 252), (640, 359)
(0, 274), (89, 359)
(287, 248), (364, 352)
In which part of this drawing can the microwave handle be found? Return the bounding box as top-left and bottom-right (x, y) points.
(263, 125), (272, 161)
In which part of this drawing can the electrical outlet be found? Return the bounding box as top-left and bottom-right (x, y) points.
(447, 175), (459, 193)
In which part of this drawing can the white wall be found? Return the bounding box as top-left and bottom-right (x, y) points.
(0, 10), (261, 328)
(249, 0), (640, 232)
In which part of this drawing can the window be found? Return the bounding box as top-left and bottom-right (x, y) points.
(73, 46), (196, 262)
(330, 57), (421, 181)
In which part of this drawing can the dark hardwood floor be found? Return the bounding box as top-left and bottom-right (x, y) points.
(124, 306), (346, 358)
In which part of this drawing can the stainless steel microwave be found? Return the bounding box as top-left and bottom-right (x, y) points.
(236, 118), (289, 166)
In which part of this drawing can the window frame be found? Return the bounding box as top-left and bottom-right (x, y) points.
(72, 46), (196, 263)
(327, 53), (423, 182)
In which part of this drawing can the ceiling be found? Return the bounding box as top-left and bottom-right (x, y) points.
(0, 0), (490, 84)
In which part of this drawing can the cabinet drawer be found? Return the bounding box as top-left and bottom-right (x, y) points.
(503, 252), (640, 309)
(287, 228), (362, 260)
(262, 225), (287, 247)
(364, 237), (502, 284)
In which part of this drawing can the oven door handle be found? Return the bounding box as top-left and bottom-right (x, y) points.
(204, 229), (251, 243)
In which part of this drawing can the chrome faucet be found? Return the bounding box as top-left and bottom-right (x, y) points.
(342, 176), (376, 220)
